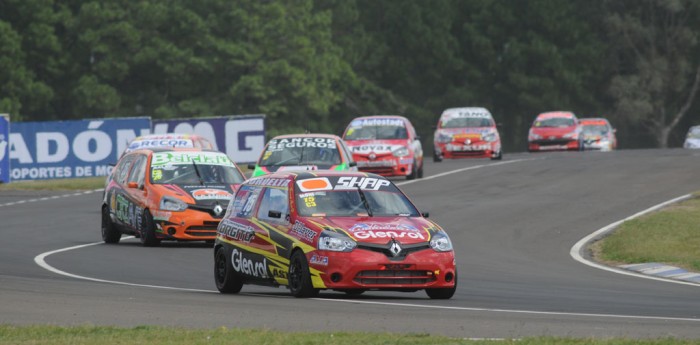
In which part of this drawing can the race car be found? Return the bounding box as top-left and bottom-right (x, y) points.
(248, 134), (357, 177)
(102, 148), (246, 246)
(527, 111), (583, 152)
(433, 107), (502, 161)
(213, 171), (457, 299)
(683, 125), (700, 149)
(579, 118), (617, 151)
(342, 116), (424, 179)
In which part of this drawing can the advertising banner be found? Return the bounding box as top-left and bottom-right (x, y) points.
(9, 117), (151, 181)
(152, 115), (265, 163)
(0, 114), (9, 183)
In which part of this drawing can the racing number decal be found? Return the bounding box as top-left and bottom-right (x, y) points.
(303, 196), (316, 207)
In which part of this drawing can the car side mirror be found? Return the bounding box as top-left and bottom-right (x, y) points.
(349, 161), (357, 167)
(268, 210), (282, 219)
(247, 163), (256, 170)
(421, 211), (429, 218)
(127, 182), (139, 189)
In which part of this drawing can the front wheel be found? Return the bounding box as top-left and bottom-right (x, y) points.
(417, 158), (424, 178)
(490, 150), (502, 160)
(140, 210), (161, 247)
(433, 152), (443, 162)
(214, 247), (243, 294)
(101, 206), (121, 244)
(406, 161), (418, 180)
(425, 271), (457, 300)
(288, 250), (319, 298)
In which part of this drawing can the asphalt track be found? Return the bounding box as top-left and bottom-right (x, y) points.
(2, 149), (700, 339)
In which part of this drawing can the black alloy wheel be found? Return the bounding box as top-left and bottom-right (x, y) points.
(139, 210), (161, 247)
(214, 247), (243, 294)
(288, 250), (319, 298)
(101, 206), (121, 244)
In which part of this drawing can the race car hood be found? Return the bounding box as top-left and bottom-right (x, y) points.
(345, 139), (410, 155)
(436, 127), (492, 136)
(530, 126), (577, 137)
(259, 164), (335, 174)
(313, 216), (438, 245)
(152, 184), (236, 206)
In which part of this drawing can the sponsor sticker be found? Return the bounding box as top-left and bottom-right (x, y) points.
(290, 220), (316, 242)
(231, 248), (267, 278)
(219, 220), (255, 242)
(248, 177), (288, 187)
(310, 254), (329, 266)
(334, 176), (391, 191)
(151, 151), (234, 167)
(296, 177), (333, 192)
(191, 189), (231, 200)
(350, 118), (404, 128)
(349, 223), (419, 232)
(266, 137), (336, 152)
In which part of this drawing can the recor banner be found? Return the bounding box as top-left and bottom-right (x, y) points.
(0, 114), (9, 183)
(9, 117), (151, 181)
(152, 115), (265, 163)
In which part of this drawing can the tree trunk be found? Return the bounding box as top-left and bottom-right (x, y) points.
(659, 126), (671, 148)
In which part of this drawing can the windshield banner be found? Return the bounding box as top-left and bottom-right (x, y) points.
(9, 117), (151, 181)
(152, 115), (265, 163)
(0, 115), (9, 183)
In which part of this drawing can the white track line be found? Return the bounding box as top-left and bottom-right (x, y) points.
(0, 188), (103, 208)
(35, 158), (700, 322)
(570, 194), (699, 287)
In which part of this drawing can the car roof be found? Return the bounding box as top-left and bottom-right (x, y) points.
(442, 107), (491, 114)
(350, 115), (408, 122)
(127, 147), (221, 155)
(536, 111), (576, 119)
(271, 133), (341, 140)
(249, 170), (387, 182)
(579, 118), (610, 124)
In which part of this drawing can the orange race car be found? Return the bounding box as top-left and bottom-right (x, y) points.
(101, 148), (246, 246)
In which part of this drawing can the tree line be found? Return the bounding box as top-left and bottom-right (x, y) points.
(1, 0), (699, 151)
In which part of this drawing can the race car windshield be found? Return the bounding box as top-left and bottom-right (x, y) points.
(534, 117), (576, 128)
(261, 146), (342, 167)
(296, 190), (420, 217)
(150, 164), (244, 185)
(441, 117), (493, 128)
(344, 125), (408, 140)
(582, 125), (609, 135)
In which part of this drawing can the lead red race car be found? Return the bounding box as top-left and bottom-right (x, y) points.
(527, 111), (583, 152)
(213, 171), (457, 299)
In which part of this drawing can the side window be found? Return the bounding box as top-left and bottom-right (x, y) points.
(128, 155), (147, 186)
(115, 156), (136, 185)
(258, 187), (290, 223)
(230, 185), (263, 219)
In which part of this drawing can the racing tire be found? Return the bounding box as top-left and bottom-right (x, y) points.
(214, 247), (243, 294)
(425, 271), (457, 300)
(288, 250), (319, 298)
(406, 161), (418, 180)
(490, 150), (502, 160)
(139, 210), (161, 247)
(417, 159), (424, 178)
(101, 206), (121, 244)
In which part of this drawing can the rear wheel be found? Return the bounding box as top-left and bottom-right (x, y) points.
(417, 158), (424, 178)
(288, 250), (319, 298)
(425, 271), (457, 300)
(101, 206), (121, 244)
(214, 247), (243, 294)
(139, 210), (161, 247)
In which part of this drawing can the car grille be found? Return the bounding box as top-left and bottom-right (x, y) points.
(358, 167), (395, 174)
(353, 270), (436, 285)
(185, 221), (219, 237)
(357, 242), (430, 261)
(532, 139), (574, 146)
(452, 150), (486, 156)
(188, 204), (226, 218)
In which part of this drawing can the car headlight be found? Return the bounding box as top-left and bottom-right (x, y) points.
(430, 232), (453, 252)
(318, 231), (356, 252)
(482, 132), (497, 142)
(160, 196), (188, 211)
(392, 146), (410, 157)
(528, 131), (542, 141)
(436, 133), (452, 143)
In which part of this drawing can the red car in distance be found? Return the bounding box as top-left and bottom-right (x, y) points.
(527, 111), (583, 152)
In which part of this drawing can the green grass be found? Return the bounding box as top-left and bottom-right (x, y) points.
(596, 196), (700, 271)
(0, 177), (106, 191)
(0, 325), (698, 345)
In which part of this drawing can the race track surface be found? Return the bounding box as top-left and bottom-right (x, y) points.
(2, 149), (700, 339)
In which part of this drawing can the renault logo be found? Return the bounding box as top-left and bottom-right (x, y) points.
(369, 152), (377, 160)
(389, 241), (402, 257)
(213, 205), (223, 217)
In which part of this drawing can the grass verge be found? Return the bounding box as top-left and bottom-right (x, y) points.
(594, 196), (700, 271)
(0, 177), (105, 191)
(1, 325), (699, 345)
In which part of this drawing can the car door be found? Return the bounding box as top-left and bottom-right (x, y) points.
(108, 154), (137, 230)
(122, 154), (149, 230)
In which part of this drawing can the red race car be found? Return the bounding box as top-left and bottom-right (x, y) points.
(433, 107), (502, 161)
(527, 111), (583, 152)
(342, 116), (424, 180)
(213, 171), (457, 299)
